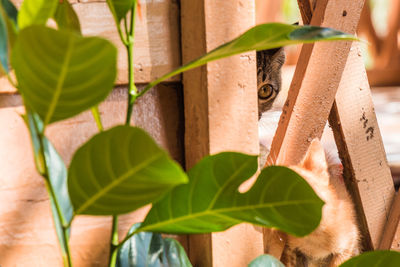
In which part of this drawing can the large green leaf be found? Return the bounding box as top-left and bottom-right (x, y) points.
(138, 23), (358, 97)
(0, 5), (8, 73)
(12, 25), (117, 126)
(106, 0), (134, 24)
(138, 153), (323, 237)
(54, 0), (81, 33)
(18, 0), (58, 29)
(248, 255), (285, 267)
(339, 251), (400, 267)
(68, 126), (188, 215)
(117, 223), (192, 267)
(23, 111), (73, 257)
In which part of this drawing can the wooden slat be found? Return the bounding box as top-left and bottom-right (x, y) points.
(297, 0), (395, 251)
(264, 0), (366, 258)
(181, 1), (263, 266)
(329, 42), (394, 250)
(0, 0), (181, 93)
(268, 0), (364, 165)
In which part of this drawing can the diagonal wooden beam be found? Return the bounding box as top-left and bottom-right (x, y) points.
(268, 0), (365, 166)
(264, 0), (368, 258)
(297, 0), (395, 252)
(329, 42), (394, 250)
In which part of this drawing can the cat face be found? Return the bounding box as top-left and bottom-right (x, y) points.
(257, 48), (285, 118)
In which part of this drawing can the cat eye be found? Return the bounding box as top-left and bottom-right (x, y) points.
(258, 84), (274, 99)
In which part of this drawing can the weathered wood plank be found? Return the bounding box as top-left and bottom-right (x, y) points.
(297, 0), (394, 252)
(329, 42), (394, 250)
(268, 0), (364, 166)
(0, 0), (181, 93)
(181, 0), (263, 266)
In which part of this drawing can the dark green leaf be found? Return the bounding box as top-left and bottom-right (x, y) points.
(68, 126), (188, 215)
(139, 153), (323, 237)
(339, 251), (400, 267)
(54, 0), (81, 33)
(248, 255), (285, 267)
(12, 25), (117, 125)
(117, 223), (192, 267)
(106, 0), (134, 24)
(141, 23), (358, 95)
(18, 0), (58, 29)
(1, 0), (18, 25)
(3, 9), (17, 49)
(0, 5), (8, 73)
(117, 223), (164, 267)
(23, 111), (73, 256)
(162, 238), (192, 267)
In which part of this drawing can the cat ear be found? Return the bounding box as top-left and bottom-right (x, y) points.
(271, 47), (285, 69)
(299, 139), (328, 173)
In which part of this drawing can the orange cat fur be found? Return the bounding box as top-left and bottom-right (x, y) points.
(282, 139), (360, 267)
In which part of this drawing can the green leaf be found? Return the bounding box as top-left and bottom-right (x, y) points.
(12, 25), (117, 126)
(0, 0), (18, 57)
(248, 255), (285, 267)
(23, 111), (73, 256)
(117, 223), (192, 267)
(139, 153), (323, 237)
(0, 5), (8, 73)
(68, 126), (188, 215)
(339, 251), (400, 267)
(54, 0), (81, 34)
(117, 223), (163, 267)
(139, 23), (358, 97)
(106, 0), (134, 24)
(18, 0), (58, 29)
(162, 238), (192, 267)
(1, 0), (18, 25)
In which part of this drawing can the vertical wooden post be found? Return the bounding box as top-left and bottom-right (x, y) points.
(181, 1), (263, 266)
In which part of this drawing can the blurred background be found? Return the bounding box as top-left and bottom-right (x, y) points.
(256, 0), (400, 185)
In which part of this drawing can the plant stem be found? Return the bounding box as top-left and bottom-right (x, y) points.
(108, 216), (119, 266)
(125, 3), (138, 125)
(108, 3), (139, 267)
(35, 127), (73, 267)
(125, 40), (137, 125)
(45, 179), (73, 267)
(91, 106), (104, 131)
(115, 228), (140, 250)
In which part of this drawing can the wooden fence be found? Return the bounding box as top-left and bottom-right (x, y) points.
(0, 0), (399, 266)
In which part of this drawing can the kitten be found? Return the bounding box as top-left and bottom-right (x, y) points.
(281, 139), (360, 267)
(257, 48), (285, 118)
(257, 48), (285, 166)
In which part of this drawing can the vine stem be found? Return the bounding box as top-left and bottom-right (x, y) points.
(44, 178), (73, 267)
(125, 1), (138, 125)
(109, 3), (138, 267)
(34, 124), (73, 267)
(108, 216), (119, 266)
